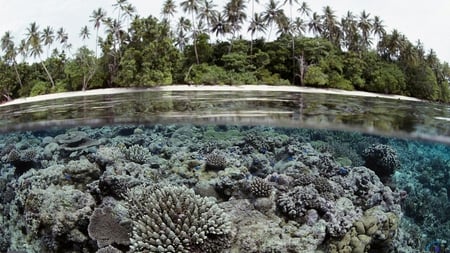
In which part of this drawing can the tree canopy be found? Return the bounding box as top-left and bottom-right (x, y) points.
(0, 0), (449, 103)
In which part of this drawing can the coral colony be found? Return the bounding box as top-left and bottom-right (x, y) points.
(0, 125), (449, 252)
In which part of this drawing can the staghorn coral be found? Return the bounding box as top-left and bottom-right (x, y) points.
(88, 206), (130, 248)
(126, 184), (231, 253)
(250, 177), (272, 198)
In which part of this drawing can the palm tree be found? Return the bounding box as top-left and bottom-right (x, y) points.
(121, 3), (136, 20)
(90, 7), (107, 57)
(113, 0), (127, 20)
(224, 0), (247, 39)
(248, 13), (266, 38)
(198, 0), (218, 37)
(105, 18), (124, 52)
(297, 2), (311, 18)
(358, 10), (373, 50)
(341, 11), (359, 51)
(26, 22), (55, 88)
(41, 26), (54, 58)
(1, 31), (13, 53)
(292, 17), (306, 37)
(120, 3), (136, 32)
(377, 29), (405, 61)
(1, 31), (23, 87)
(282, 0), (299, 26)
(176, 17), (192, 50)
(111, 0), (135, 48)
(248, 13), (266, 55)
(210, 12), (229, 39)
(308, 12), (323, 36)
(180, 0), (201, 64)
(262, 0), (284, 41)
(321, 6), (341, 47)
(372, 15), (386, 41)
(56, 27), (69, 52)
(275, 14), (291, 36)
(17, 39), (28, 63)
(281, 0), (300, 84)
(80, 25), (91, 44)
(161, 0), (177, 27)
(248, 0), (260, 34)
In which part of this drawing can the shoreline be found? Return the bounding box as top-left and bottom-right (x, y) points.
(0, 85), (422, 107)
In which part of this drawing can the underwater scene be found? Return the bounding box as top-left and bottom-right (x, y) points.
(0, 88), (450, 253)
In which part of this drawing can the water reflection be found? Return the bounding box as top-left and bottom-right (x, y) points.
(1, 88), (449, 142)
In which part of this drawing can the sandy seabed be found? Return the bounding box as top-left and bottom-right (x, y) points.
(0, 85), (421, 107)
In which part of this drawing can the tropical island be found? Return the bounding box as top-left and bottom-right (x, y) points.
(1, 0), (449, 103)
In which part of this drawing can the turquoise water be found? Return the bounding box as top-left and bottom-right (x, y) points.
(0, 89), (449, 253)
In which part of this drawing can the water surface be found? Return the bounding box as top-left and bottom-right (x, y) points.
(0, 87), (449, 253)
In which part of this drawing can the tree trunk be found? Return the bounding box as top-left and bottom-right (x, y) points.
(295, 54), (307, 86)
(12, 62), (23, 88)
(41, 61), (55, 88)
(192, 12), (200, 64)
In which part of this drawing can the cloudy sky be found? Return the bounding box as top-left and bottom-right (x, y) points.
(1, 0), (449, 63)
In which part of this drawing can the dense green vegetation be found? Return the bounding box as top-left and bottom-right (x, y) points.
(1, 0), (449, 103)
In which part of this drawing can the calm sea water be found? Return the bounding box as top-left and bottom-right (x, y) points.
(0, 88), (449, 253)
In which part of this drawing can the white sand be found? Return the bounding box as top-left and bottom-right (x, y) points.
(0, 85), (422, 107)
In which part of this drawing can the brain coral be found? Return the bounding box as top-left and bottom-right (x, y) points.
(126, 184), (232, 253)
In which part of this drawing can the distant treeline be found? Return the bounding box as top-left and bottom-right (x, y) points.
(1, 0), (449, 103)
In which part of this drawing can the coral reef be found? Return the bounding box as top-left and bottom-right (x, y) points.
(204, 151), (227, 171)
(250, 177), (272, 198)
(88, 206), (130, 248)
(119, 144), (151, 164)
(328, 206), (399, 253)
(362, 144), (400, 182)
(95, 245), (123, 253)
(6, 148), (39, 176)
(0, 124), (443, 253)
(126, 185), (232, 253)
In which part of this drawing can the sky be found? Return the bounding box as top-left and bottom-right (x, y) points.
(0, 0), (449, 63)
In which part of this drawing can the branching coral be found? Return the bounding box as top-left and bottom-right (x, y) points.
(250, 177), (272, 198)
(126, 184), (232, 253)
(205, 152), (227, 171)
(120, 144), (151, 164)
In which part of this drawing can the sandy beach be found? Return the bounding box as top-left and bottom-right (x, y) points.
(0, 85), (422, 107)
